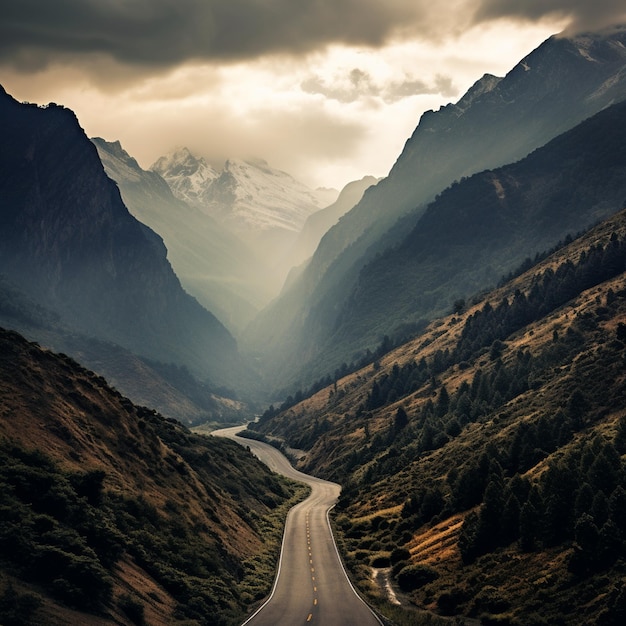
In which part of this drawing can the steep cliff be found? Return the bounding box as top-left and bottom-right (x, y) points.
(0, 86), (255, 394)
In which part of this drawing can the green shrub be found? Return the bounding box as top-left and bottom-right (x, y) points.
(396, 564), (439, 591)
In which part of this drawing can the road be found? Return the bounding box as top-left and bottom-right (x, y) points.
(212, 426), (383, 626)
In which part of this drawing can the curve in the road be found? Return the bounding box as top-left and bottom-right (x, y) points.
(212, 426), (383, 626)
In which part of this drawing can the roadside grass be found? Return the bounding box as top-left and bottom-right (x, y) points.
(234, 482), (311, 621)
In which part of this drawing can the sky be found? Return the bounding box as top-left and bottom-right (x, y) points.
(1, 1), (625, 190)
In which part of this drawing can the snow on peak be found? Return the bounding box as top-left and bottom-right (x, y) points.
(151, 147), (219, 206)
(153, 149), (336, 233)
(207, 157), (333, 232)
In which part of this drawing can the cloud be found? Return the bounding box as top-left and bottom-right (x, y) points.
(473, 0), (626, 35)
(0, 0), (455, 71)
(302, 68), (458, 104)
(2, 1), (624, 77)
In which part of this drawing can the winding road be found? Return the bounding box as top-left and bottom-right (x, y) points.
(212, 426), (383, 626)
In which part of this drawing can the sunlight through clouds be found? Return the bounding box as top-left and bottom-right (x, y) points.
(0, 2), (600, 188)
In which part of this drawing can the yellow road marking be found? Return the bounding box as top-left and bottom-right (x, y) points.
(307, 614), (312, 622)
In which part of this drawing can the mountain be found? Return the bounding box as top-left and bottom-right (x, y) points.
(301, 98), (626, 378)
(246, 26), (626, 389)
(150, 147), (219, 207)
(285, 176), (380, 274)
(0, 85), (254, 395)
(152, 149), (338, 288)
(0, 270), (250, 426)
(201, 157), (334, 234)
(247, 204), (626, 625)
(93, 138), (274, 333)
(0, 327), (303, 626)
(153, 149), (336, 235)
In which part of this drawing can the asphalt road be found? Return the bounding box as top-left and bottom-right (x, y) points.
(212, 426), (383, 626)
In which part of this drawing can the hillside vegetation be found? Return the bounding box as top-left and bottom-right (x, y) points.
(249, 206), (626, 625)
(0, 328), (305, 626)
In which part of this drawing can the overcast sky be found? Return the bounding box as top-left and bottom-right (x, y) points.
(2, 1), (625, 189)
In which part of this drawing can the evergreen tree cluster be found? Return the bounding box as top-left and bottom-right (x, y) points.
(259, 333), (423, 424)
(458, 426), (626, 577)
(358, 232), (626, 424)
(456, 234), (626, 361)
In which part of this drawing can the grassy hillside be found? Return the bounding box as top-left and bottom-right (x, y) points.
(0, 328), (306, 626)
(249, 207), (626, 625)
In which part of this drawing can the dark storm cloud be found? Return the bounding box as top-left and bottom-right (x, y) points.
(474, 0), (626, 35)
(0, 0), (433, 69)
(3, 1), (623, 73)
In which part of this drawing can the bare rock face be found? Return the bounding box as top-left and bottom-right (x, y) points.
(0, 85), (253, 392)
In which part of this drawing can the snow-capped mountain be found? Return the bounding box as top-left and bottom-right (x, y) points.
(151, 147), (219, 208)
(152, 150), (337, 235)
(205, 157), (334, 233)
(93, 138), (275, 333)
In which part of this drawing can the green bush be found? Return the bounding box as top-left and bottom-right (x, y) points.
(396, 564), (439, 591)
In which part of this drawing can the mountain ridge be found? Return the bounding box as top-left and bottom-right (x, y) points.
(245, 26), (626, 390)
(152, 146), (339, 289)
(152, 149), (337, 234)
(0, 86), (256, 396)
(93, 137), (273, 333)
(0, 326), (303, 625)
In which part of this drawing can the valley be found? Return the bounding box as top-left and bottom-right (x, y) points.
(213, 427), (382, 626)
(2, 21), (626, 626)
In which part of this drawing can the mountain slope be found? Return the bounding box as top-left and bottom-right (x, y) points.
(309, 97), (626, 375)
(0, 327), (303, 626)
(0, 85), (254, 394)
(93, 138), (273, 332)
(285, 175), (380, 274)
(203, 157), (332, 234)
(153, 150), (335, 235)
(0, 274), (249, 426)
(248, 205), (626, 625)
(247, 26), (626, 389)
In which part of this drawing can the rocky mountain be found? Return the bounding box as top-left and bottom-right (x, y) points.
(247, 203), (626, 625)
(93, 138), (273, 333)
(0, 327), (302, 626)
(0, 85), (255, 395)
(246, 26), (626, 390)
(152, 149), (338, 285)
(153, 149), (336, 234)
(201, 157), (334, 234)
